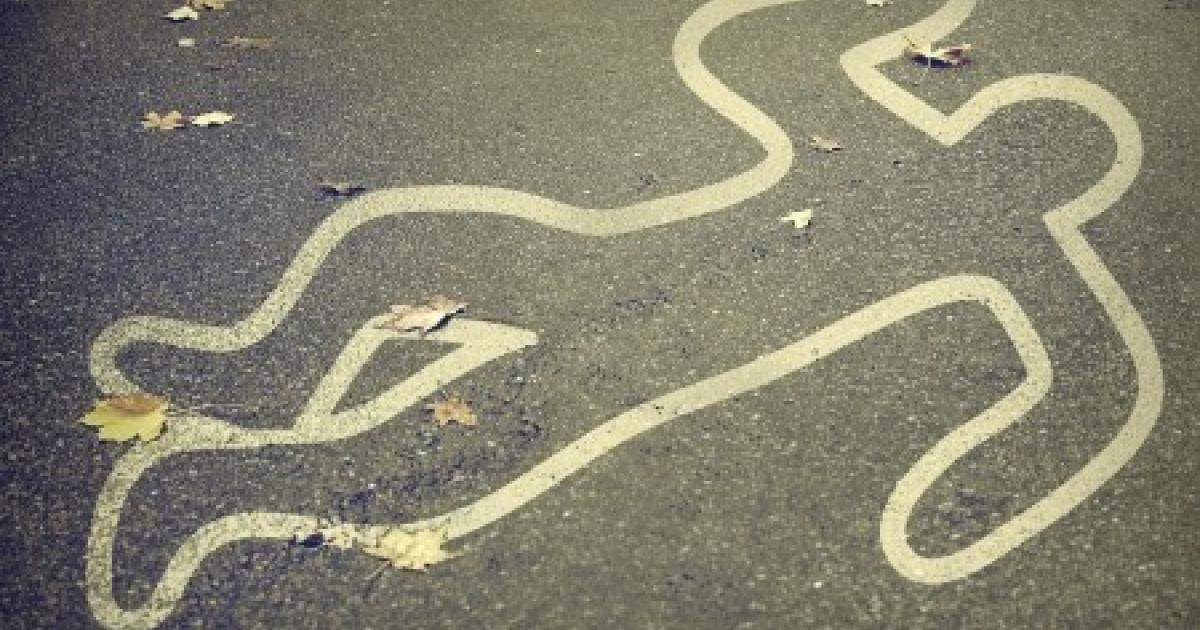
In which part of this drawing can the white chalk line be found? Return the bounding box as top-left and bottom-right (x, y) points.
(86, 320), (537, 629)
(841, 0), (1163, 584)
(85, 1), (802, 625)
(82, 0), (1163, 626)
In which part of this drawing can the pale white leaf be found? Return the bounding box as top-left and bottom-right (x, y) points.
(190, 111), (235, 127)
(164, 6), (199, 21)
(781, 209), (813, 229)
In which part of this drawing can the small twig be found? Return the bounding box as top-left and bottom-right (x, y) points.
(362, 562), (389, 598)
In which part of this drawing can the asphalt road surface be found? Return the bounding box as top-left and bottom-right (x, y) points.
(2, 0), (1198, 628)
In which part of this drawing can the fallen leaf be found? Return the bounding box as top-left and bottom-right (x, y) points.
(362, 526), (457, 571)
(425, 391), (478, 427)
(223, 35), (275, 50)
(163, 5), (199, 21)
(190, 0), (229, 9)
(866, 0), (893, 6)
(379, 295), (467, 334)
(81, 393), (169, 442)
(318, 181), (367, 197)
(142, 110), (187, 131)
(781, 209), (813, 229)
(903, 35), (973, 67)
(190, 111), (235, 127)
(383, 305), (449, 333)
(808, 135), (843, 152)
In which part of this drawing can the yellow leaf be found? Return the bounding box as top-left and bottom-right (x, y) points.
(81, 394), (169, 442)
(142, 111), (186, 132)
(425, 391), (478, 427)
(362, 526), (457, 571)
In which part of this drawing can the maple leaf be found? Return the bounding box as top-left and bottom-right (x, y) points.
(781, 209), (813, 229)
(190, 111), (235, 127)
(425, 391), (479, 427)
(81, 393), (169, 442)
(808, 135), (843, 152)
(362, 526), (458, 571)
(318, 181), (368, 197)
(378, 295), (468, 334)
(142, 111), (187, 131)
(163, 5), (199, 21)
(903, 35), (973, 67)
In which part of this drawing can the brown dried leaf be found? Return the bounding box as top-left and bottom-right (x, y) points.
(379, 295), (467, 334)
(425, 391), (478, 427)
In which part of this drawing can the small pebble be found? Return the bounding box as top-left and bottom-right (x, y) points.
(178, 38), (197, 48)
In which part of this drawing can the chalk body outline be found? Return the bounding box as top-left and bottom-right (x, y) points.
(83, 0), (1163, 627)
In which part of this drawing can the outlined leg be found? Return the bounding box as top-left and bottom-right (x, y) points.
(841, 0), (1164, 584)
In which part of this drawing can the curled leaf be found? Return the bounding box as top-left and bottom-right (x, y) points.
(379, 295), (467, 334)
(190, 111), (235, 127)
(164, 6), (199, 21)
(318, 181), (367, 197)
(903, 35), (973, 67)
